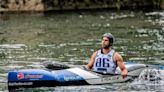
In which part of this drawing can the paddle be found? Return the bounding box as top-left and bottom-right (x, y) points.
(43, 61), (74, 70)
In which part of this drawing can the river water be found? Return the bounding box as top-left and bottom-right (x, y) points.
(0, 10), (164, 92)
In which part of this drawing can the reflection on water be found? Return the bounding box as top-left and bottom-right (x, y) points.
(0, 10), (164, 91)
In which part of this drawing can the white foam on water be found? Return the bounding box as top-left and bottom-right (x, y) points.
(130, 68), (164, 91)
(0, 44), (27, 49)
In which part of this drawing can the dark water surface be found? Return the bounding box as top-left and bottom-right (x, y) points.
(0, 10), (164, 91)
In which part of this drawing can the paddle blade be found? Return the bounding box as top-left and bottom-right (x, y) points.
(43, 61), (70, 70)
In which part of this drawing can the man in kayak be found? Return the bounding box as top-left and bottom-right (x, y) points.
(85, 33), (128, 78)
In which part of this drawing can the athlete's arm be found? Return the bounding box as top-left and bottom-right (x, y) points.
(114, 52), (128, 78)
(85, 51), (97, 70)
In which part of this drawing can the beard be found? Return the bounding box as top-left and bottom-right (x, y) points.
(102, 44), (110, 49)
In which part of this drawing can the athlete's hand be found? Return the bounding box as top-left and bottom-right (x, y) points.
(121, 71), (127, 79)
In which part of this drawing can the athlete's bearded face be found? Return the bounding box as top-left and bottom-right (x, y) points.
(101, 37), (110, 49)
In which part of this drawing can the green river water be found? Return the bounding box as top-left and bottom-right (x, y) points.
(0, 10), (164, 92)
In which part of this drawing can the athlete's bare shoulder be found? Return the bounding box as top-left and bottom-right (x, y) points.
(113, 52), (123, 62)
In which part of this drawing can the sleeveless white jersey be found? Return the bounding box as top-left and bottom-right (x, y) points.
(92, 49), (117, 74)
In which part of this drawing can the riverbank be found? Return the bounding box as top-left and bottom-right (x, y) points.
(0, 0), (164, 13)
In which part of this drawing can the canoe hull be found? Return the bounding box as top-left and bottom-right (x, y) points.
(8, 63), (147, 90)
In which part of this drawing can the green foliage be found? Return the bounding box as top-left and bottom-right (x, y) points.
(152, 0), (161, 9)
(114, 0), (127, 10)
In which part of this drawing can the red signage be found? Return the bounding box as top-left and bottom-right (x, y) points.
(17, 73), (24, 80)
(25, 74), (43, 79)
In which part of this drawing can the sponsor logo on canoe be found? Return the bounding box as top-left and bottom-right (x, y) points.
(25, 74), (43, 79)
(8, 82), (33, 86)
(101, 76), (121, 82)
(17, 73), (43, 80)
(17, 73), (24, 80)
(64, 76), (82, 81)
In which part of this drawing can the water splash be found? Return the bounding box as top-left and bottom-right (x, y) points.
(130, 68), (164, 91)
(138, 68), (162, 82)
